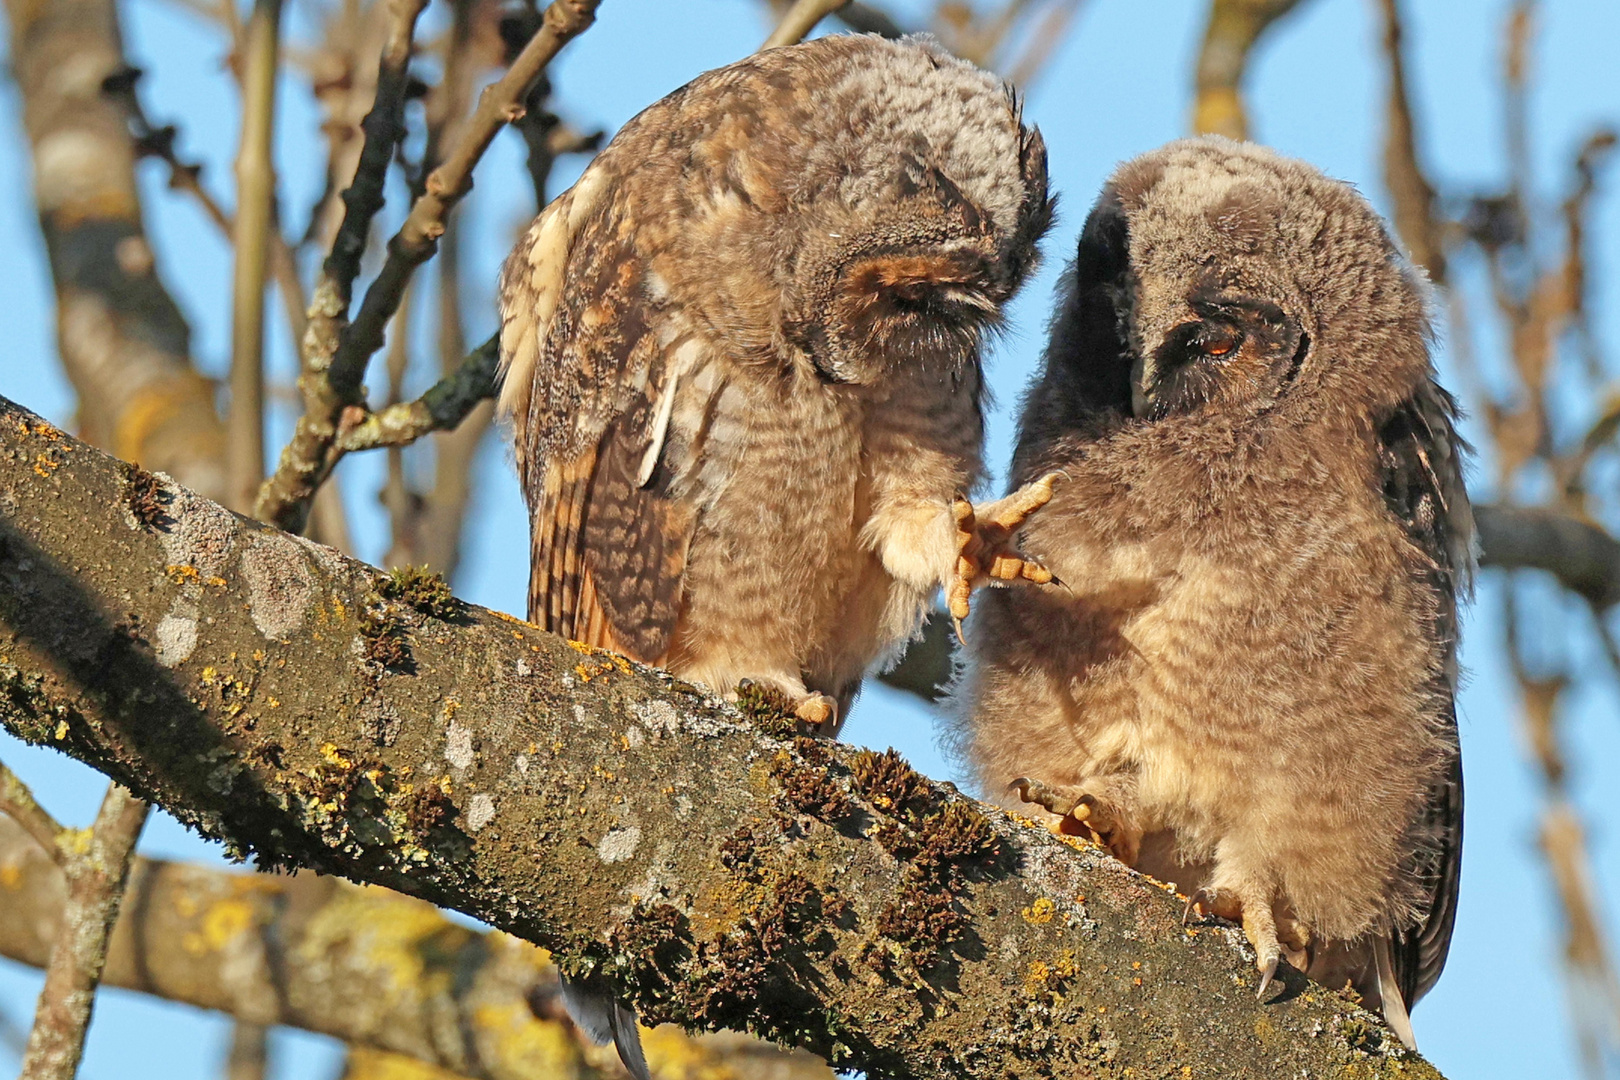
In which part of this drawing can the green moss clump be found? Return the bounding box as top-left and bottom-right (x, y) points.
(380, 565), (461, 620)
(359, 610), (413, 671)
(733, 680), (799, 738)
(124, 464), (171, 529)
(772, 749), (853, 821)
(850, 747), (927, 818)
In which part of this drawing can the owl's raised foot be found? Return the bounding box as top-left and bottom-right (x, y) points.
(1008, 776), (1140, 865)
(948, 472), (1061, 639)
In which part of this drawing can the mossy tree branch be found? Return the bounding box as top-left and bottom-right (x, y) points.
(0, 395), (1443, 1080)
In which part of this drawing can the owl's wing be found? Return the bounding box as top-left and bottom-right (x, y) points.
(1376, 378), (1472, 1009)
(498, 169), (708, 664)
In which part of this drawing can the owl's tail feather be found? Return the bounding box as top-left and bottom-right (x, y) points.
(1373, 936), (1419, 1052)
(559, 975), (652, 1080)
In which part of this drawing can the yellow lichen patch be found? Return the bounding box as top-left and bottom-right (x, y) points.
(471, 1001), (583, 1078)
(201, 897), (256, 951)
(1252, 1014), (1278, 1046)
(33, 451), (63, 477)
(574, 658), (617, 683)
(566, 639), (599, 655)
(1022, 897), (1056, 925)
(334, 1048), (477, 1080)
(166, 564), (201, 585)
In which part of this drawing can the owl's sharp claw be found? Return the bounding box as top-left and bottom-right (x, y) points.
(948, 473), (1060, 624)
(1241, 896), (1284, 1000)
(1008, 776), (1069, 816)
(1256, 954), (1280, 1000)
(1182, 887), (1213, 926)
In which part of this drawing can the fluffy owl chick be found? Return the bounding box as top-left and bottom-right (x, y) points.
(954, 137), (1469, 1050)
(498, 33), (1053, 1074)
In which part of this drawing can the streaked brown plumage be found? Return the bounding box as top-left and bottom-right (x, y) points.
(954, 137), (1468, 1050)
(497, 33), (1053, 1072)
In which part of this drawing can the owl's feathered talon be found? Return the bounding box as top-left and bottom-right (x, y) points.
(1008, 777), (1139, 864)
(1241, 896), (1284, 1000)
(948, 473), (1061, 640)
(1256, 954), (1281, 1000)
(793, 692), (838, 737)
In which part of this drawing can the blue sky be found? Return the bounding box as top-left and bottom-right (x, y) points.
(3, 1), (1620, 1077)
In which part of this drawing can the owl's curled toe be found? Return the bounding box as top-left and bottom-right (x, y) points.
(1008, 776), (1142, 866)
(793, 692), (839, 737)
(948, 472), (1061, 637)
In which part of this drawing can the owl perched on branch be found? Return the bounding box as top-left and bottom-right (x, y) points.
(956, 138), (1469, 1050)
(498, 33), (1053, 1074)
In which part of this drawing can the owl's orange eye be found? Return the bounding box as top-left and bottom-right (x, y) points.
(1200, 327), (1242, 357)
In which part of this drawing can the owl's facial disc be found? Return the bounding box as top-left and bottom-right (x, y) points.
(812, 247), (1000, 381)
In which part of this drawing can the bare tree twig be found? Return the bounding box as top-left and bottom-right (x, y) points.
(1192, 0), (1307, 139)
(227, 0), (285, 514)
(1372, 0), (1446, 281)
(254, 0), (432, 533)
(223, 1023), (270, 1080)
(763, 0), (851, 49)
(331, 0), (602, 390)
(258, 0), (601, 534)
(336, 336), (499, 453)
(0, 758), (67, 866)
(17, 783), (149, 1080)
(1004, 0), (1087, 88)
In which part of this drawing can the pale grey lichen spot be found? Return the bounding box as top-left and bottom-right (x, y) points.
(514, 754), (530, 775)
(154, 474), (238, 578)
(674, 795), (693, 820)
(631, 699), (678, 738)
(155, 598), (199, 667)
(239, 535), (317, 640)
(515, 657), (531, 678)
(444, 723), (475, 770)
(625, 725), (646, 749)
(596, 826), (642, 864)
(467, 793), (497, 832)
(572, 703), (587, 728)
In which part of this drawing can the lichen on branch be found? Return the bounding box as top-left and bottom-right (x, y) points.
(0, 395), (1443, 1080)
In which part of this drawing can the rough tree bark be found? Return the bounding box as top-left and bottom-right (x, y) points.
(0, 816), (829, 1080)
(0, 395), (1445, 1080)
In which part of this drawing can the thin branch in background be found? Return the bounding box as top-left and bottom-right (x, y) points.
(17, 783), (149, 1080)
(1191, 0), (1306, 139)
(255, 0), (431, 534)
(762, 0), (852, 49)
(223, 1022), (270, 1080)
(257, 0), (602, 534)
(107, 67), (311, 366)
(1003, 0), (1086, 89)
(1372, 0), (1445, 282)
(833, 1), (905, 37)
(227, 0), (284, 515)
(337, 335), (498, 453)
(0, 758), (67, 866)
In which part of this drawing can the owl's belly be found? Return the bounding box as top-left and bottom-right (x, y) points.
(663, 383), (912, 700)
